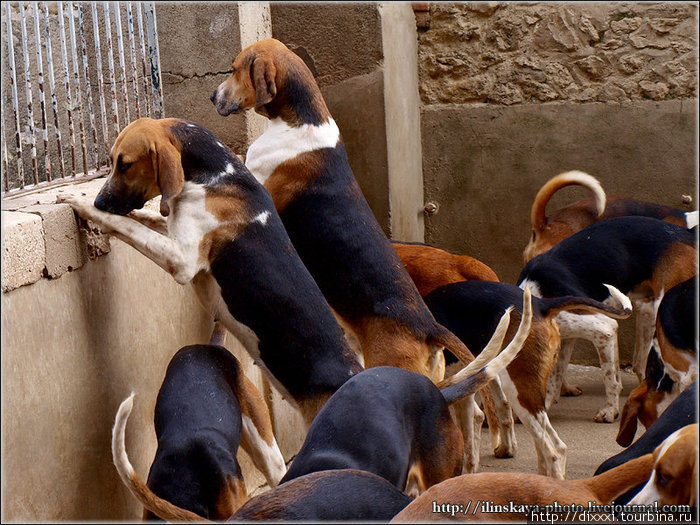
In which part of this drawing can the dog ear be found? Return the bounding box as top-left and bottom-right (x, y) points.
(251, 57), (277, 112)
(616, 384), (646, 447)
(152, 140), (184, 217)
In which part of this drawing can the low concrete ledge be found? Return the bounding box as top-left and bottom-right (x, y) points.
(2, 179), (111, 292)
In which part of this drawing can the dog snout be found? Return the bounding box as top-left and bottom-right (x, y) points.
(210, 90), (217, 103)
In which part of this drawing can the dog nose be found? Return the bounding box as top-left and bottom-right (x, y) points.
(210, 91), (216, 103)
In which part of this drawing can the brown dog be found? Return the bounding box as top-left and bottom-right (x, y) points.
(211, 37), (511, 470)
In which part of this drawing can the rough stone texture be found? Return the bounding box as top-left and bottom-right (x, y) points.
(1, 211), (45, 292)
(418, 2), (697, 105)
(421, 99), (696, 365)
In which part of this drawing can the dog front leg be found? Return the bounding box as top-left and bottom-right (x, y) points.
(58, 196), (195, 284)
(127, 208), (169, 235)
(632, 299), (660, 382)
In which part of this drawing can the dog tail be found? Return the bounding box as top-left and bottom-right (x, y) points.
(439, 287), (533, 405)
(112, 394), (212, 522)
(530, 171), (606, 233)
(539, 284), (633, 320)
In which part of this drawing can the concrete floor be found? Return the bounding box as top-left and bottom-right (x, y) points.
(479, 365), (641, 480)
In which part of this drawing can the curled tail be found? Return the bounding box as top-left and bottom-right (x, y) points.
(439, 286), (533, 404)
(540, 284), (633, 320)
(530, 171), (606, 233)
(111, 394), (211, 522)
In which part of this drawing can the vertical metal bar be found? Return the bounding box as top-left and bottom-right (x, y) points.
(144, 2), (163, 118)
(32, 1), (51, 181)
(43, 1), (65, 179)
(91, 2), (109, 161)
(102, 2), (120, 143)
(5, 3), (25, 187)
(58, 1), (77, 176)
(136, 2), (152, 117)
(2, 97), (9, 192)
(126, 2), (141, 119)
(114, 2), (130, 125)
(19, 1), (39, 185)
(78, 2), (99, 167)
(68, 2), (88, 174)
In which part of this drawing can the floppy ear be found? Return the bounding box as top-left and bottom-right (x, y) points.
(616, 384), (646, 447)
(152, 140), (184, 217)
(251, 57), (277, 112)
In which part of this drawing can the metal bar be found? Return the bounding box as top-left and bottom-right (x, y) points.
(67, 1), (88, 175)
(58, 1), (77, 176)
(113, 2), (130, 126)
(43, 1), (65, 179)
(144, 2), (163, 118)
(91, 2), (109, 161)
(126, 2), (141, 118)
(5, 3), (25, 188)
(78, 2), (99, 167)
(2, 98), (9, 192)
(102, 2), (119, 143)
(136, 2), (152, 117)
(33, 1), (51, 181)
(19, 1), (39, 185)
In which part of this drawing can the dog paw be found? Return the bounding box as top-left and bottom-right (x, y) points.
(561, 383), (583, 397)
(593, 407), (618, 423)
(494, 443), (515, 458)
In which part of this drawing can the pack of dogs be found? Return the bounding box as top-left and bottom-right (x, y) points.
(56, 38), (698, 521)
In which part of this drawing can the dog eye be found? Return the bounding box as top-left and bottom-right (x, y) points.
(118, 160), (132, 173)
(657, 471), (674, 488)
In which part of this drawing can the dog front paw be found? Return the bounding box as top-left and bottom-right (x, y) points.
(561, 383), (583, 397)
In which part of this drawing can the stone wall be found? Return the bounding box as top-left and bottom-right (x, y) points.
(418, 2), (697, 105)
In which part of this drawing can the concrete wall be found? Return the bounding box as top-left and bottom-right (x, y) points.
(417, 3), (698, 365)
(1, 180), (306, 522)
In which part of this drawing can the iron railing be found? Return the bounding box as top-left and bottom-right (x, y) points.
(1, 2), (163, 196)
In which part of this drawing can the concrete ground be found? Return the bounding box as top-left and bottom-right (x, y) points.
(479, 365), (641, 480)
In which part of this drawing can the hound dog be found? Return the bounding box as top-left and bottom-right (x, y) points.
(112, 332), (285, 520)
(629, 423), (697, 507)
(391, 241), (500, 296)
(423, 280), (631, 479)
(210, 37), (508, 469)
(653, 276), (697, 393)
(392, 453), (654, 522)
(617, 346), (677, 447)
(280, 288), (532, 498)
(231, 470), (412, 522)
(523, 170), (698, 385)
(596, 381), (696, 505)
(57, 118), (363, 426)
(518, 216), (696, 423)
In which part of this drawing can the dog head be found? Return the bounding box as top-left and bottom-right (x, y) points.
(95, 118), (184, 217)
(210, 38), (283, 117)
(629, 424), (698, 507)
(616, 346), (676, 447)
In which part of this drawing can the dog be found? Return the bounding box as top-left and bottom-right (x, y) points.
(391, 453), (654, 521)
(523, 170), (698, 263)
(112, 326), (285, 520)
(210, 37), (507, 469)
(523, 170), (698, 389)
(617, 346), (677, 447)
(653, 276), (697, 393)
(596, 381), (696, 504)
(57, 118), (363, 426)
(518, 216), (696, 422)
(231, 469), (412, 522)
(280, 288), (532, 498)
(422, 280), (632, 479)
(629, 423), (698, 507)
(391, 241), (500, 296)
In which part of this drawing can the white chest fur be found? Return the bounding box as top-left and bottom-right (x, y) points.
(245, 117), (340, 185)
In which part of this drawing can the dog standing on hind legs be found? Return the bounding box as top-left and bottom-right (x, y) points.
(210, 37), (515, 471)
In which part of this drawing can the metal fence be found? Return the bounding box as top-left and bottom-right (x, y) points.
(1, 2), (163, 196)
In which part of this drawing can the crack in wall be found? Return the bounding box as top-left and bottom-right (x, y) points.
(163, 70), (232, 83)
